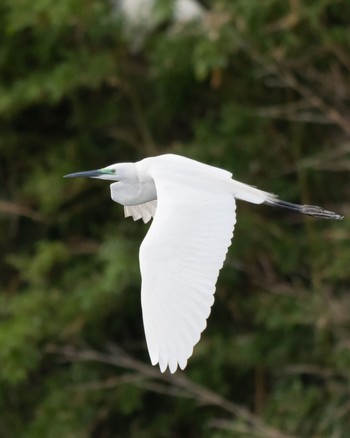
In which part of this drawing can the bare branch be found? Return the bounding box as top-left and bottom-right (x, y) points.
(278, 70), (350, 137)
(0, 200), (43, 221)
(209, 418), (279, 437)
(47, 343), (296, 438)
(265, 0), (300, 33)
(244, 47), (350, 137)
(329, 45), (350, 73)
(282, 141), (350, 173)
(277, 364), (349, 380)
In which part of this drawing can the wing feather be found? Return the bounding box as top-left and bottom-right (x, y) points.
(124, 200), (157, 223)
(139, 162), (236, 373)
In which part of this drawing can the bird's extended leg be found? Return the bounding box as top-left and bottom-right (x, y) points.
(264, 198), (343, 220)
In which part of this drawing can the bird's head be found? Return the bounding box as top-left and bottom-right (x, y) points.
(64, 162), (136, 182)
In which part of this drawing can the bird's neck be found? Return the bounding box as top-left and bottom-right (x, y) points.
(110, 180), (157, 206)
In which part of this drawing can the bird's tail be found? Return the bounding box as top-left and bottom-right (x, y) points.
(231, 179), (343, 220)
(264, 197), (343, 220)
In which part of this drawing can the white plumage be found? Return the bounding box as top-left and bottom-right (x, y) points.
(65, 154), (343, 373)
(138, 156), (237, 372)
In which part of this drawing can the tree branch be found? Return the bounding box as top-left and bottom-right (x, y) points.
(0, 200), (43, 221)
(47, 343), (296, 438)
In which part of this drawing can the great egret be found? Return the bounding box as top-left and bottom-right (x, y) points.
(65, 154), (343, 373)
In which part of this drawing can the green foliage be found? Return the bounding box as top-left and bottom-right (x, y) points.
(0, 0), (349, 436)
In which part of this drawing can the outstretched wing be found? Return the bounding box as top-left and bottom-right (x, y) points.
(139, 162), (236, 373)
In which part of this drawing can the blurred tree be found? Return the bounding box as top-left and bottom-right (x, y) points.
(0, 0), (349, 436)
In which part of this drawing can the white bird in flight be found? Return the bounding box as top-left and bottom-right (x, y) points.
(65, 154), (343, 373)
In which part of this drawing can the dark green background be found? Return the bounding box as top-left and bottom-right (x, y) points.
(0, 1), (349, 436)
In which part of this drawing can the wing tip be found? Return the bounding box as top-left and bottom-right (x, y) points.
(157, 361), (187, 374)
(153, 353), (189, 373)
